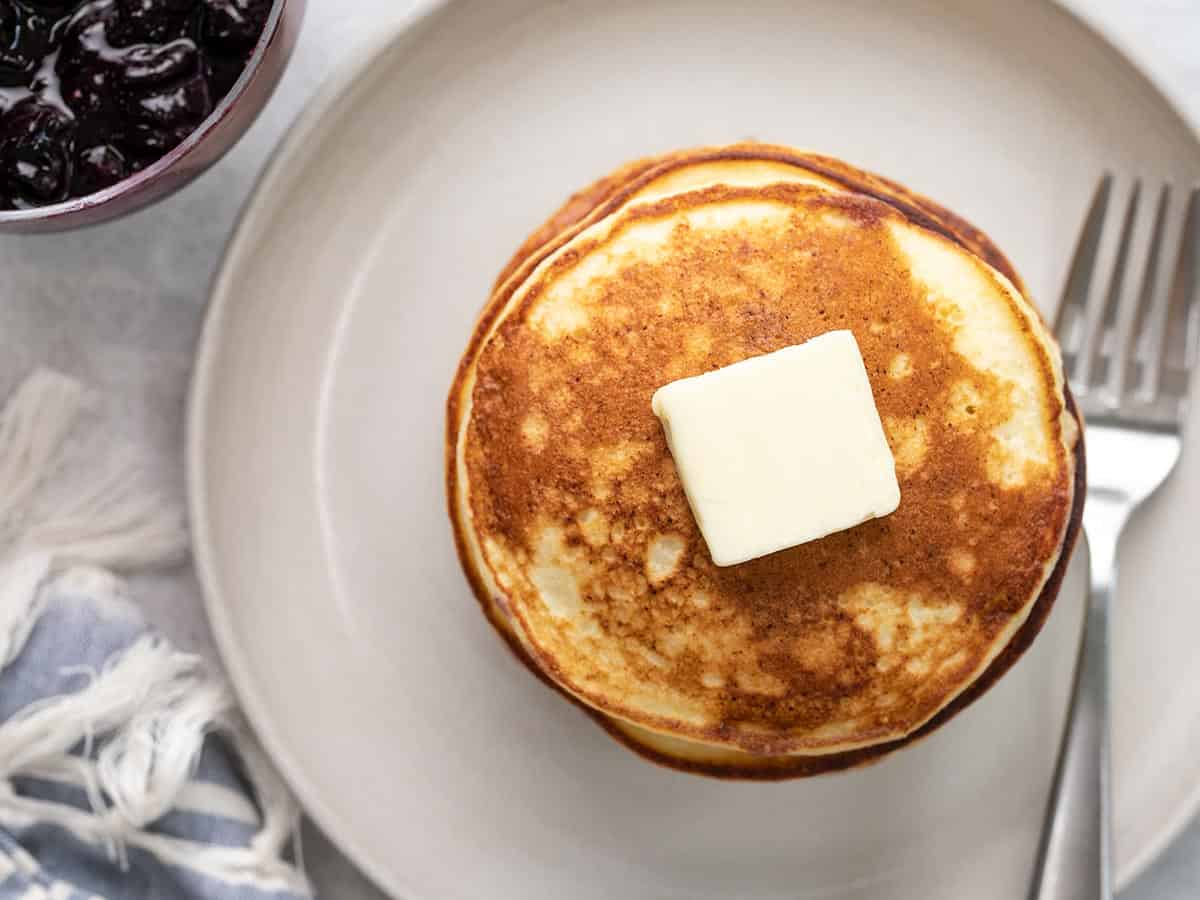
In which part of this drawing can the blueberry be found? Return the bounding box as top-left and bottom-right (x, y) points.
(71, 140), (126, 192)
(120, 118), (189, 157)
(199, 0), (267, 50)
(203, 48), (240, 97)
(59, 62), (118, 142)
(119, 34), (198, 84)
(0, 0), (57, 87)
(123, 62), (208, 120)
(55, 2), (122, 142)
(54, 0), (118, 77)
(0, 95), (73, 204)
(109, 0), (196, 45)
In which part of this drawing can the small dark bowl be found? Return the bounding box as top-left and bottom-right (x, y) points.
(0, 0), (306, 234)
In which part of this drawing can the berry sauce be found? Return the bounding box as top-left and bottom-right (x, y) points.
(0, 0), (271, 210)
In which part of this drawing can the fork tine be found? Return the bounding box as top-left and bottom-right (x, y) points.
(1056, 175), (1112, 373)
(1107, 183), (1167, 401)
(1076, 178), (1139, 393)
(1182, 189), (1200, 374)
(1160, 187), (1200, 404)
(1137, 186), (1193, 403)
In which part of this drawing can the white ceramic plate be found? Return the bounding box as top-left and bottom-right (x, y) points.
(189, 1), (1200, 897)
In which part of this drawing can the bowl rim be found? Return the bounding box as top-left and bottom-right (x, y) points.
(0, 0), (289, 226)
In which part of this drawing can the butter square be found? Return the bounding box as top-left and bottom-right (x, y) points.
(651, 330), (900, 566)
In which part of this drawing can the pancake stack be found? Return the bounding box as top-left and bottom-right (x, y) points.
(447, 144), (1083, 778)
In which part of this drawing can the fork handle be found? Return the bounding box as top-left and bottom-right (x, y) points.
(1028, 575), (1114, 900)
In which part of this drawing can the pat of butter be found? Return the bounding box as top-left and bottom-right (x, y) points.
(651, 330), (900, 566)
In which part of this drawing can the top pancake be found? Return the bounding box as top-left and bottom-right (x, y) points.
(449, 145), (1078, 757)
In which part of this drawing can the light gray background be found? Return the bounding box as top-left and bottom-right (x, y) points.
(1, 1), (1196, 897)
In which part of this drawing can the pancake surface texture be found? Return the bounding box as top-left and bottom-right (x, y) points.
(447, 144), (1081, 776)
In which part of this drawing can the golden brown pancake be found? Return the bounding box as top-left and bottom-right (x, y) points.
(447, 144), (1083, 777)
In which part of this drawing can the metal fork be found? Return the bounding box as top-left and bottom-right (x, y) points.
(1029, 178), (1200, 900)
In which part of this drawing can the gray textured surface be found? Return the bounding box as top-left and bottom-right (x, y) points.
(0, 1), (1195, 897)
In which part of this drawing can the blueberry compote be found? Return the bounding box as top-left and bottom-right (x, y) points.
(0, 0), (270, 210)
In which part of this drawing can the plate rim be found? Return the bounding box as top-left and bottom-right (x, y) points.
(188, 5), (456, 899)
(187, 1), (1200, 895)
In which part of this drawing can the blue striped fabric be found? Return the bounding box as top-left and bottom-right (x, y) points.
(0, 569), (311, 900)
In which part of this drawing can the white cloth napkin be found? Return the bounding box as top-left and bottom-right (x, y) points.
(0, 371), (311, 900)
